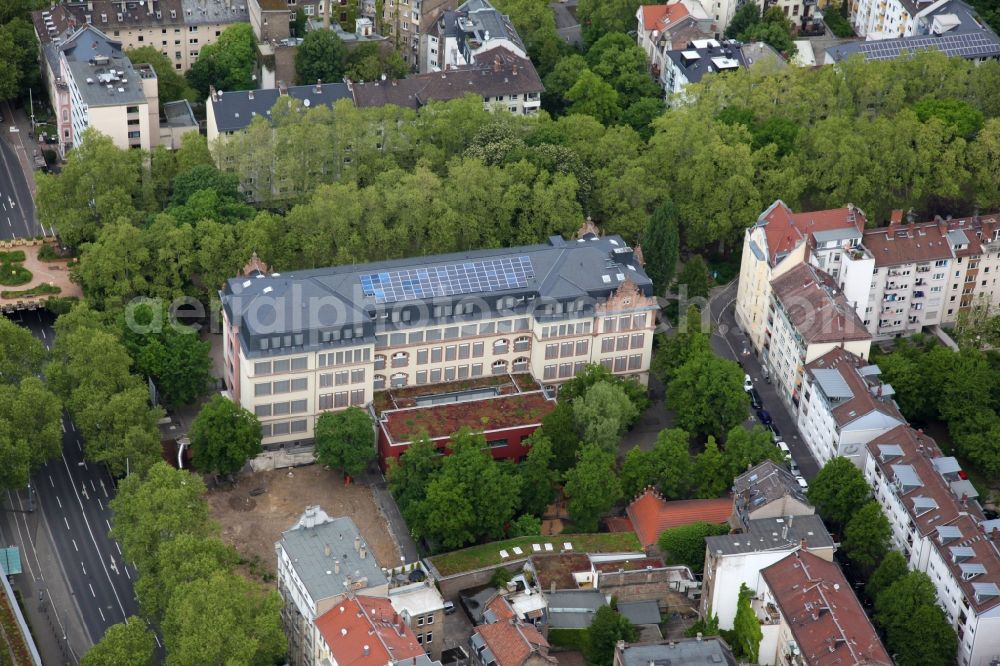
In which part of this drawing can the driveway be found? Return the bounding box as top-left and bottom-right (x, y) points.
(707, 282), (822, 480)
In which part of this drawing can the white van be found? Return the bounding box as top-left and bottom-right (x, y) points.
(777, 441), (791, 460)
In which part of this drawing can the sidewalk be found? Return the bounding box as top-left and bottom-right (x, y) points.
(361, 467), (420, 564)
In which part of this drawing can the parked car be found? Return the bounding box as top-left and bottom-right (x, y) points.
(768, 424), (782, 443)
(788, 458), (801, 476)
(743, 374), (753, 392)
(756, 409), (772, 426)
(777, 441), (791, 460)
(748, 388), (762, 411)
(796, 476), (809, 491)
(443, 601), (456, 615)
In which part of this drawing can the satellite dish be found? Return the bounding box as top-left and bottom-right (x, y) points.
(304, 98), (311, 107)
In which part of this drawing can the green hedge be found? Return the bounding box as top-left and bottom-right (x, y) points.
(548, 628), (590, 652)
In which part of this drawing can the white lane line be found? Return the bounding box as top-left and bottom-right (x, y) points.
(97, 498), (103, 511)
(115, 542), (121, 555)
(98, 607), (105, 623)
(100, 480), (108, 498)
(63, 516), (69, 530)
(70, 422), (75, 432)
(72, 539), (78, 552)
(89, 479), (96, 492)
(59, 453), (130, 619)
(40, 328), (46, 340)
(153, 633), (161, 648)
(48, 475), (54, 488)
(88, 583), (95, 598)
(76, 441), (81, 451)
(105, 519), (111, 531)
(55, 495), (61, 509)
(81, 562), (86, 576)
(124, 567), (131, 580)
(60, 422), (65, 433)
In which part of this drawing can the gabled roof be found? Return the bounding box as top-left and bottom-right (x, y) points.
(862, 221), (954, 267)
(474, 595), (555, 666)
(626, 488), (732, 548)
(209, 82), (353, 133)
(769, 264), (871, 345)
(640, 3), (690, 31)
(805, 348), (904, 429)
(732, 460), (810, 524)
(315, 596), (425, 666)
(754, 200), (866, 268)
(761, 551), (892, 666)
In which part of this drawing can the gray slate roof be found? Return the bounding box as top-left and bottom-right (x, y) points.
(61, 25), (147, 107)
(617, 638), (738, 666)
(211, 82), (353, 133)
(545, 589), (606, 629)
(705, 514), (833, 556)
(665, 39), (747, 85)
(616, 600), (661, 625)
(276, 513), (385, 603)
(222, 233), (654, 358)
(732, 460), (808, 520)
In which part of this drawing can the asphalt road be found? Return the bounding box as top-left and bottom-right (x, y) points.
(708, 281), (822, 481)
(0, 130), (39, 241)
(3, 309), (150, 663)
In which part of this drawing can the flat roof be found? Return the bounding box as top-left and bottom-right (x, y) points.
(705, 514), (832, 556)
(618, 638), (738, 666)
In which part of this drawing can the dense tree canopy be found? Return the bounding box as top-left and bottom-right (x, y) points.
(82, 619), (155, 666)
(295, 30), (348, 85)
(564, 443), (622, 532)
(587, 606), (637, 666)
(657, 521), (730, 573)
(807, 457), (872, 529)
(667, 352), (748, 438)
(842, 502), (891, 573)
(185, 23), (257, 98)
(189, 396), (262, 476)
(313, 407), (375, 478)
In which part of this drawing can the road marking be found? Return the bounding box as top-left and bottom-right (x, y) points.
(40, 328), (45, 340)
(76, 441), (81, 451)
(88, 583), (95, 598)
(90, 479), (96, 492)
(97, 498), (103, 511)
(98, 607), (105, 623)
(81, 562), (86, 576)
(70, 422), (75, 432)
(100, 480), (108, 498)
(124, 567), (130, 580)
(105, 519), (111, 531)
(63, 516), (70, 530)
(48, 475), (54, 488)
(115, 542), (121, 555)
(153, 633), (161, 648)
(72, 539), (78, 552)
(55, 495), (61, 509)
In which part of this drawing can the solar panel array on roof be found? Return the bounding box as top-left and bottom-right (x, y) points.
(856, 31), (1000, 61)
(360, 256), (534, 304)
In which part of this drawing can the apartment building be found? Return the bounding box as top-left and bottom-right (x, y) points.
(796, 348), (905, 467)
(849, 0), (982, 40)
(221, 231), (657, 451)
(36, 23), (160, 156)
(314, 596), (435, 666)
(419, 0), (524, 72)
(469, 594), (556, 666)
(763, 263), (872, 411)
(735, 200), (867, 357)
(35, 0), (248, 73)
(754, 551), (892, 665)
(865, 426), (1000, 666)
(614, 638), (738, 666)
(659, 39), (747, 98)
(379, 0), (454, 68)
(702, 514), (834, 629)
(730, 461), (814, 528)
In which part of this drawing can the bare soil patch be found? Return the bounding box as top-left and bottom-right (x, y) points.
(206, 465), (400, 575)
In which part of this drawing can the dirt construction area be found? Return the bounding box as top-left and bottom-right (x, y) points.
(206, 465), (400, 574)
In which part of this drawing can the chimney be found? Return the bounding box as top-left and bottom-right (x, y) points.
(992, 527), (999, 542)
(360, 545), (367, 560)
(354, 536), (361, 553)
(800, 538), (808, 550)
(363, 645), (370, 656)
(248, 89), (254, 100)
(324, 544), (331, 557)
(935, 215), (947, 234)
(209, 85), (217, 102)
(315, 78), (322, 93)
(278, 80), (288, 95)
(889, 209), (903, 232)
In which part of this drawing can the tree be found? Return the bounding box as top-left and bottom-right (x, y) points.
(345, 42), (408, 82)
(509, 514), (541, 537)
(0, 316), (46, 385)
(621, 446), (656, 499)
(135, 534), (239, 621)
(82, 619), (155, 666)
(559, 364), (649, 416)
(657, 521), (730, 573)
(125, 46), (197, 107)
(738, 7), (797, 57)
(725, 2), (761, 38)
(189, 396), (262, 477)
(518, 434), (558, 517)
(565, 70), (620, 125)
(694, 436), (729, 498)
(542, 54), (588, 115)
(313, 407), (375, 478)
(413, 476), (476, 549)
(540, 402), (581, 471)
(875, 571), (939, 637)
(564, 443), (622, 532)
(162, 571), (286, 666)
(913, 97), (984, 138)
(576, 0), (639, 46)
(842, 502), (891, 572)
(122, 302), (212, 405)
(889, 603), (957, 666)
(387, 436), (441, 507)
(653, 428), (693, 499)
(722, 425), (782, 481)
(732, 584), (763, 663)
(651, 306), (711, 386)
(667, 354), (748, 439)
(0, 22), (29, 102)
(676, 255), (711, 299)
(185, 23), (257, 98)
(807, 457), (871, 530)
(295, 30), (348, 85)
(109, 462), (216, 573)
(867, 551), (909, 603)
(572, 381), (638, 453)
(587, 606), (637, 666)
(644, 200), (681, 295)
(0, 377), (63, 470)
(0, 420), (29, 491)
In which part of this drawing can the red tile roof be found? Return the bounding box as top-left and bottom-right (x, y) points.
(863, 221), (953, 268)
(315, 596), (425, 666)
(640, 3), (690, 31)
(626, 488), (732, 548)
(770, 263), (871, 345)
(476, 596), (555, 666)
(762, 551), (892, 666)
(758, 200), (866, 267)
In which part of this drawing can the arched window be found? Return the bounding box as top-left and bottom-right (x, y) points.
(374, 354), (386, 370)
(512, 357), (529, 373)
(493, 338), (509, 355)
(390, 372), (408, 388)
(513, 336), (531, 352)
(491, 360), (508, 376)
(373, 374), (386, 390)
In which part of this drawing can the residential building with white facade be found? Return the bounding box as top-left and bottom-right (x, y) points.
(850, 0), (975, 40)
(275, 508), (388, 666)
(418, 0), (524, 72)
(763, 263), (872, 411)
(702, 514), (834, 630)
(754, 551), (892, 665)
(36, 23), (160, 157)
(796, 348), (904, 467)
(660, 38), (746, 98)
(730, 461), (815, 528)
(864, 426), (1000, 666)
(736, 200), (868, 357)
(636, 2), (716, 80)
(221, 230), (657, 453)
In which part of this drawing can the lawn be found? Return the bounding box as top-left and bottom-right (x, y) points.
(0, 252), (31, 287)
(1, 283), (61, 300)
(430, 532), (642, 576)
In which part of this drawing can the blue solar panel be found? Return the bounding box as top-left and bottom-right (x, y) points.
(360, 256), (535, 304)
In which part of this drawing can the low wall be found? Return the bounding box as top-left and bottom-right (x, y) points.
(430, 559), (529, 599)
